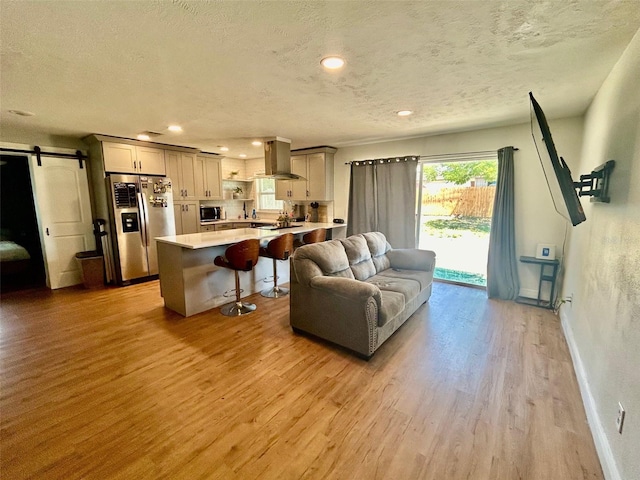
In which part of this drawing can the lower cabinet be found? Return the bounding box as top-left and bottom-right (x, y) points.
(214, 223), (235, 231)
(173, 202), (198, 235)
(198, 222), (254, 232)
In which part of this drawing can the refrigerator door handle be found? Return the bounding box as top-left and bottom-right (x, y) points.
(137, 192), (149, 246)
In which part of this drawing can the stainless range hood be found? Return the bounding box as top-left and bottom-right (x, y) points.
(263, 137), (305, 180)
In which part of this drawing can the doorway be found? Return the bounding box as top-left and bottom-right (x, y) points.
(417, 158), (497, 287)
(0, 155), (46, 291)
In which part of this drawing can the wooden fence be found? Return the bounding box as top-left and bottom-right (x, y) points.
(421, 186), (495, 218)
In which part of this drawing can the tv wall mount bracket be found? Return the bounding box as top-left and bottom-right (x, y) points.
(572, 160), (615, 203)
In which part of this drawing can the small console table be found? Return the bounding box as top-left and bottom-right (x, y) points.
(516, 255), (560, 310)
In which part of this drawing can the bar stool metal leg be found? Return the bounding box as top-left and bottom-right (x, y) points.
(261, 257), (289, 298)
(221, 270), (257, 316)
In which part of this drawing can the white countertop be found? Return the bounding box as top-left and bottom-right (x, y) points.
(156, 222), (345, 249)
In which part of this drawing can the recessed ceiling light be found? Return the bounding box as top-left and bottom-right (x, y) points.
(168, 125), (182, 132)
(251, 141), (262, 146)
(137, 134), (151, 141)
(220, 146), (229, 152)
(397, 110), (413, 117)
(321, 56), (345, 70)
(8, 109), (35, 117)
(239, 154), (247, 158)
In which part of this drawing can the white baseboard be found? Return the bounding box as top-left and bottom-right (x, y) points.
(560, 308), (621, 480)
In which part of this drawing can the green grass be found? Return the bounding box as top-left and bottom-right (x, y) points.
(423, 216), (492, 238)
(424, 216), (491, 233)
(434, 267), (487, 287)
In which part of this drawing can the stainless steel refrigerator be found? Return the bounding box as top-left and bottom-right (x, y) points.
(107, 174), (175, 284)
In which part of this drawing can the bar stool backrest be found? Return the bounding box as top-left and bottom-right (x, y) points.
(264, 233), (294, 260)
(221, 239), (260, 271)
(302, 228), (326, 245)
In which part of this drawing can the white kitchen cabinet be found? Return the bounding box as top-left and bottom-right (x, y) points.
(103, 143), (136, 173)
(166, 151), (197, 200)
(102, 142), (166, 175)
(290, 155), (309, 199)
(275, 178), (292, 199)
(136, 146), (166, 175)
(173, 202), (198, 235)
(199, 224), (216, 232)
(195, 155), (222, 199)
(214, 223), (234, 231)
(276, 147), (336, 201)
(276, 155), (306, 199)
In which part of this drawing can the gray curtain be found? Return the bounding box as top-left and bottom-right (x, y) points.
(347, 156), (418, 248)
(487, 146), (520, 299)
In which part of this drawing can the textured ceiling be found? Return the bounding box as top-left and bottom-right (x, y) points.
(1, 1), (639, 158)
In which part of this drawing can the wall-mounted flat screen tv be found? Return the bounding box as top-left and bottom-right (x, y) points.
(529, 92), (586, 226)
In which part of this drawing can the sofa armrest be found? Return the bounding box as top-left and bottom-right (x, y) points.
(387, 249), (436, 272)
(291, 276), (382, 357)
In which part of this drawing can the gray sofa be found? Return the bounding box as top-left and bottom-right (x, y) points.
(290, 232), (436, 359)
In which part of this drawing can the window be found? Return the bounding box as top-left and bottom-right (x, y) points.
(256, 178), (283, 211)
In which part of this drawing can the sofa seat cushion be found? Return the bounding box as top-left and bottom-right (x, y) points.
(377, 268), (433, 291)
(377, 290), (405, 327)
(367, 273), (421, 299)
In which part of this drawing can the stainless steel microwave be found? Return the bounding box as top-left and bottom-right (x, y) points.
(200, 205), (221, 222)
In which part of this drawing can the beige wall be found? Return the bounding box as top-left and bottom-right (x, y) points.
(333, 117), (584, 297)
(560, 29), (640, 480)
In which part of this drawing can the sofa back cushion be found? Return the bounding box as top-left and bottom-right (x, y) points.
(362, 232), (392, 272)
(292, 240), (354, 286)
(339, 234), (376, 280)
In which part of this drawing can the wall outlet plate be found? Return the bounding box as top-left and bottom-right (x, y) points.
(616, 402), (625, 434)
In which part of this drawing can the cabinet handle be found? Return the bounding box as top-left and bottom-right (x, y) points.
(306, 190), (309, 197)
(133, 161), (136, 170)
(139, 161), (142, 171)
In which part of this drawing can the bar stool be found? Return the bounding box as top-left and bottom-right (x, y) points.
(259, 233), (294, 298)
(214, 239), (260, 316)
(294, 228), (327, 249)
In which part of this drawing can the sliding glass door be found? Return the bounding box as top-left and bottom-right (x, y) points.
(417, 156), (497, 287)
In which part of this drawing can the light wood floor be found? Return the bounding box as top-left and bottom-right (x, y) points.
(0, 281), (602, 479)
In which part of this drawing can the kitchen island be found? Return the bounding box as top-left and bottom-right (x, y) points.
(156, 222), (346, 316)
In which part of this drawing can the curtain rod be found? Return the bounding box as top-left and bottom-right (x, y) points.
(1, 146), (87, 168)
(344, 155), (420, 165)
(419, 147), (518, 161)
(345, 147), (518, 165)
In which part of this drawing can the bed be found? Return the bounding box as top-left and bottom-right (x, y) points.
(0, 238), (32, 274)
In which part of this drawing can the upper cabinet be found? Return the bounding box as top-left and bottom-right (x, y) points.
(102, 142), (166, 175)
(195, 155), (223, 199)
(166, 151), (197, 200)
(276, 147), (336, 201)
(136, 146), (166, 176)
